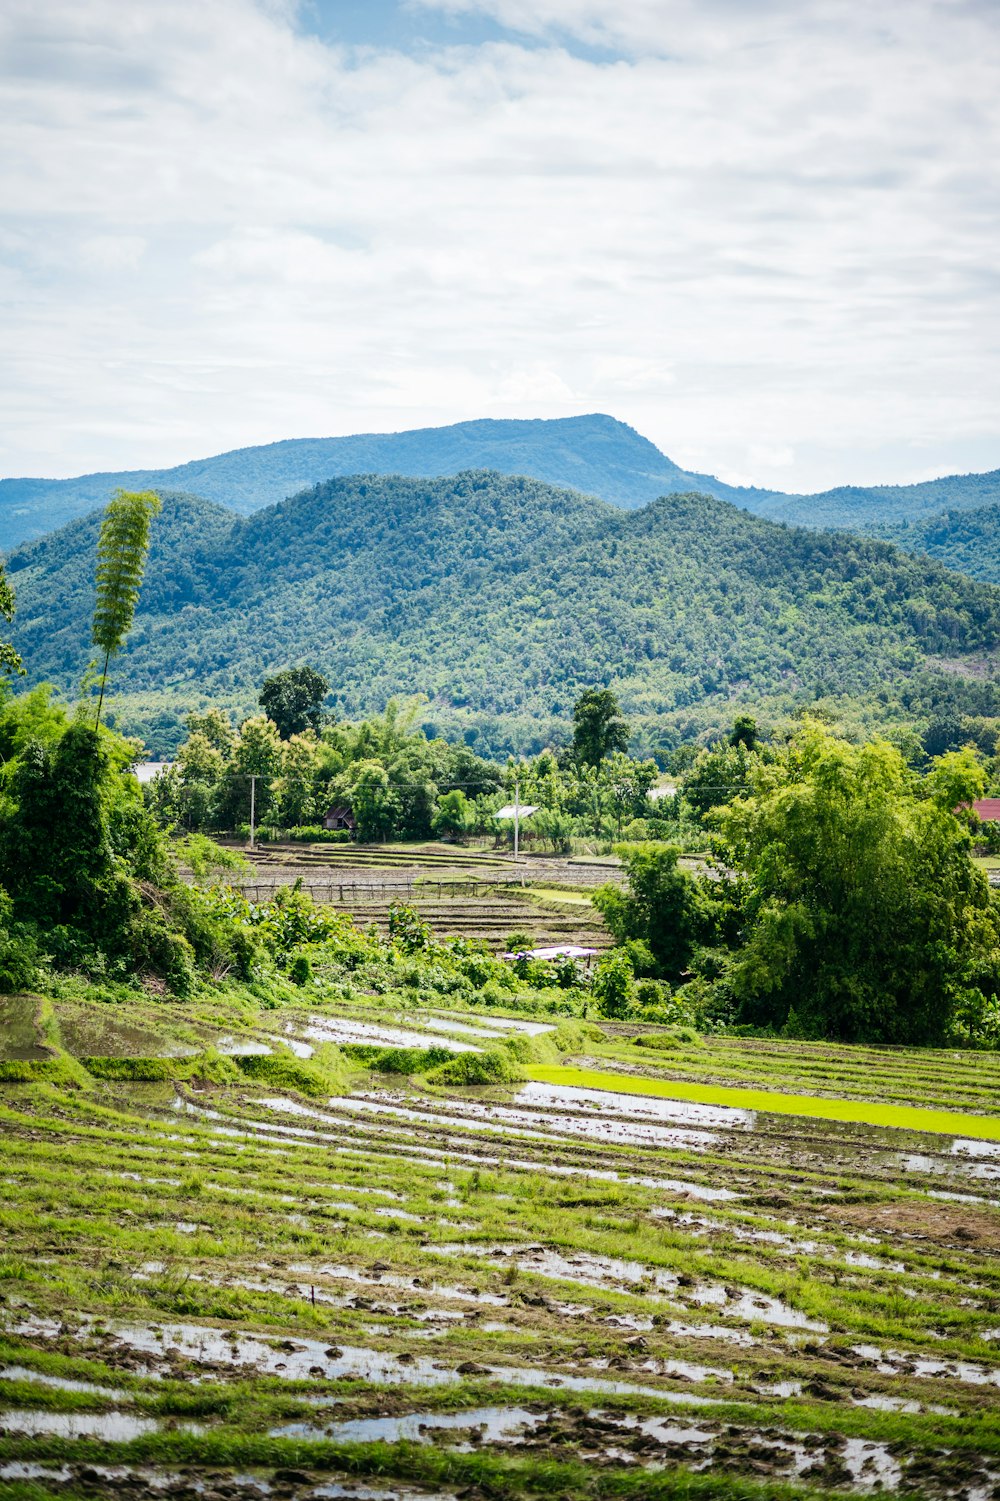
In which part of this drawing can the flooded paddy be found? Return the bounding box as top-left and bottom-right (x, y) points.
(3, 993), (1000, 1500)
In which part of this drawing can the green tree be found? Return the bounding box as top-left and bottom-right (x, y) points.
(346, 760), (402, 842)
(594, 843), (708, 982)
(729, 715), (759, 750)
(185, 708), (235, 754)
(0, 560), (23, 680)
(433, 789), (475, 841)
(531, 807), (575, 853)
(216, 715), (283, 829)
(717, 720), (1000, 1044)
(599, 751), (658, 836)
(259, 666), (330, 740)
(91, 489), (161, 727)
(591, 950), (636, 1018)
(274, 731), (322, 826)
(683, 738), (761, 821)
(572, 688), (629, 768)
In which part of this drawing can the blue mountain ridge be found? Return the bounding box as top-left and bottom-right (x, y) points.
(4, 412), (1000, 554)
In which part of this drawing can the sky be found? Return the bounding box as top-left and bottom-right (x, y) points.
(2, 0), (999, 493)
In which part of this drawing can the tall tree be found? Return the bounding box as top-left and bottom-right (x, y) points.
(571, 688), (629, 767)
(91, 489), (161, 727)
(594, 843), (709, 981)
(0, 561), (23, 681)
(259, 666), (330, 740)
(717, 722), (1000, 1044)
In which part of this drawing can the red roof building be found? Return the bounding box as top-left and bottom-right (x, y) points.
(971, 799), (1000, 823)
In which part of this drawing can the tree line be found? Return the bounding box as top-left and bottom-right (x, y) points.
(0, 488), (999, 1050)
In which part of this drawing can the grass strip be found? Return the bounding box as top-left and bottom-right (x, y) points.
(0, 1433), (864, 1501)
(525, 1065), (1000, 1140)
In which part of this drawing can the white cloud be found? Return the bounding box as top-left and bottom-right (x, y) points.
(0, 0), (998, 488)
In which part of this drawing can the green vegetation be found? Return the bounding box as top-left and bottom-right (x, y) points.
(0, 413), (702, 546)
(90, 488), (161, 726)
(525, 1064), (1000, 1139)
(715, 726), (997, 1044)
(5, 430), (1000, 1497)
(10, 474), (1000, 756)
(875, 501), (1000, 586)
(1, 980), (999, 1499)
(148, 695), (503, 839)
(4, 411), (1000, 553)
(258, 665), (330, 739)
(571, 687), (630, 767)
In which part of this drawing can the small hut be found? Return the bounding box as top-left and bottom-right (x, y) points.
(322, 804), (357, 833)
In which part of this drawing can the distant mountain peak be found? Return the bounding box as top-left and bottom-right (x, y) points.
(2, 412), (1000, 554)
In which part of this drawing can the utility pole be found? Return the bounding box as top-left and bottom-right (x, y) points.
(513, 768), (520, 863)
(249, 774), (257, 851)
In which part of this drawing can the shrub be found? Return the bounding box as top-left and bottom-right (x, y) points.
(634, 1027), (703, 1049)
(289, 954), (312, 985)
(591, 950), (636, 1018)
(427, 1047), (526, 1085)
(388, 905), (432, 953)
(505, 930), (534, 952)
(636, 977), (672, 1009)
(0, 894), (41, 993)
(234, 1049), (349, 1097)
(340, 1043), (453, 1073)
(621, 939), (658, 977)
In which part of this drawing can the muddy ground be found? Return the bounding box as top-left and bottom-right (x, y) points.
(2, 993), (1000, 1500)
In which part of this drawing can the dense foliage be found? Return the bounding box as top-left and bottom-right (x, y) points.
(602, 721), (1000, 1046)
(144, 693), (671, 846)
(10, 473), (1000, 758)
(754, 468), (1000, 530)
(874, 502), (1000, 587)
(4, 411), (1000, 552)
(258, 666), (330, 739)
(712, 727), (1000, 1044)
(571, 688), (630, 767)
(0, 414), (700, 549)
(0, 693), (259, 993)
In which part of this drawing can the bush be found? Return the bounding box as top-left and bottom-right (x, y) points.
(621, 939), (657, 977)
(388, 905), (432, 953)
(234, 1049), (350, 1097)
(340, 1043), (454, 1073)
(621, 818), (651, 842)
(591, 950), (636, 1018)
(505, 931), (534, 952)
(634, 1031), (681, 1050)
(427, 1047), (526, 1085)
(634, 1026), (701, 1049)
(0, 896), (41, 993)
(289, 954), (312, 985)
(636, 977), (672, 1008)
(478, 978), (516, 1005)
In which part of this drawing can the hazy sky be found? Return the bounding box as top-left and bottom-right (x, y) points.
(2, 0), (998, 491)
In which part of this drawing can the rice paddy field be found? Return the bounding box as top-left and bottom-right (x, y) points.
(2, 981), (1000, 1501)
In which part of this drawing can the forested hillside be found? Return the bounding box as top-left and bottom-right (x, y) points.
(872, 503), (1000, 585)
(9, 472), (1000, 756)
(0, 414), (716, 548)
(5, 411), (1000, 551)
(756, 469), (1000, 530)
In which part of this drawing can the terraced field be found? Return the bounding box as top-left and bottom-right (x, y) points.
(2, 988), (1000, 1501)
(323, 895), (610, 953)
(225, 846), (614, 951)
